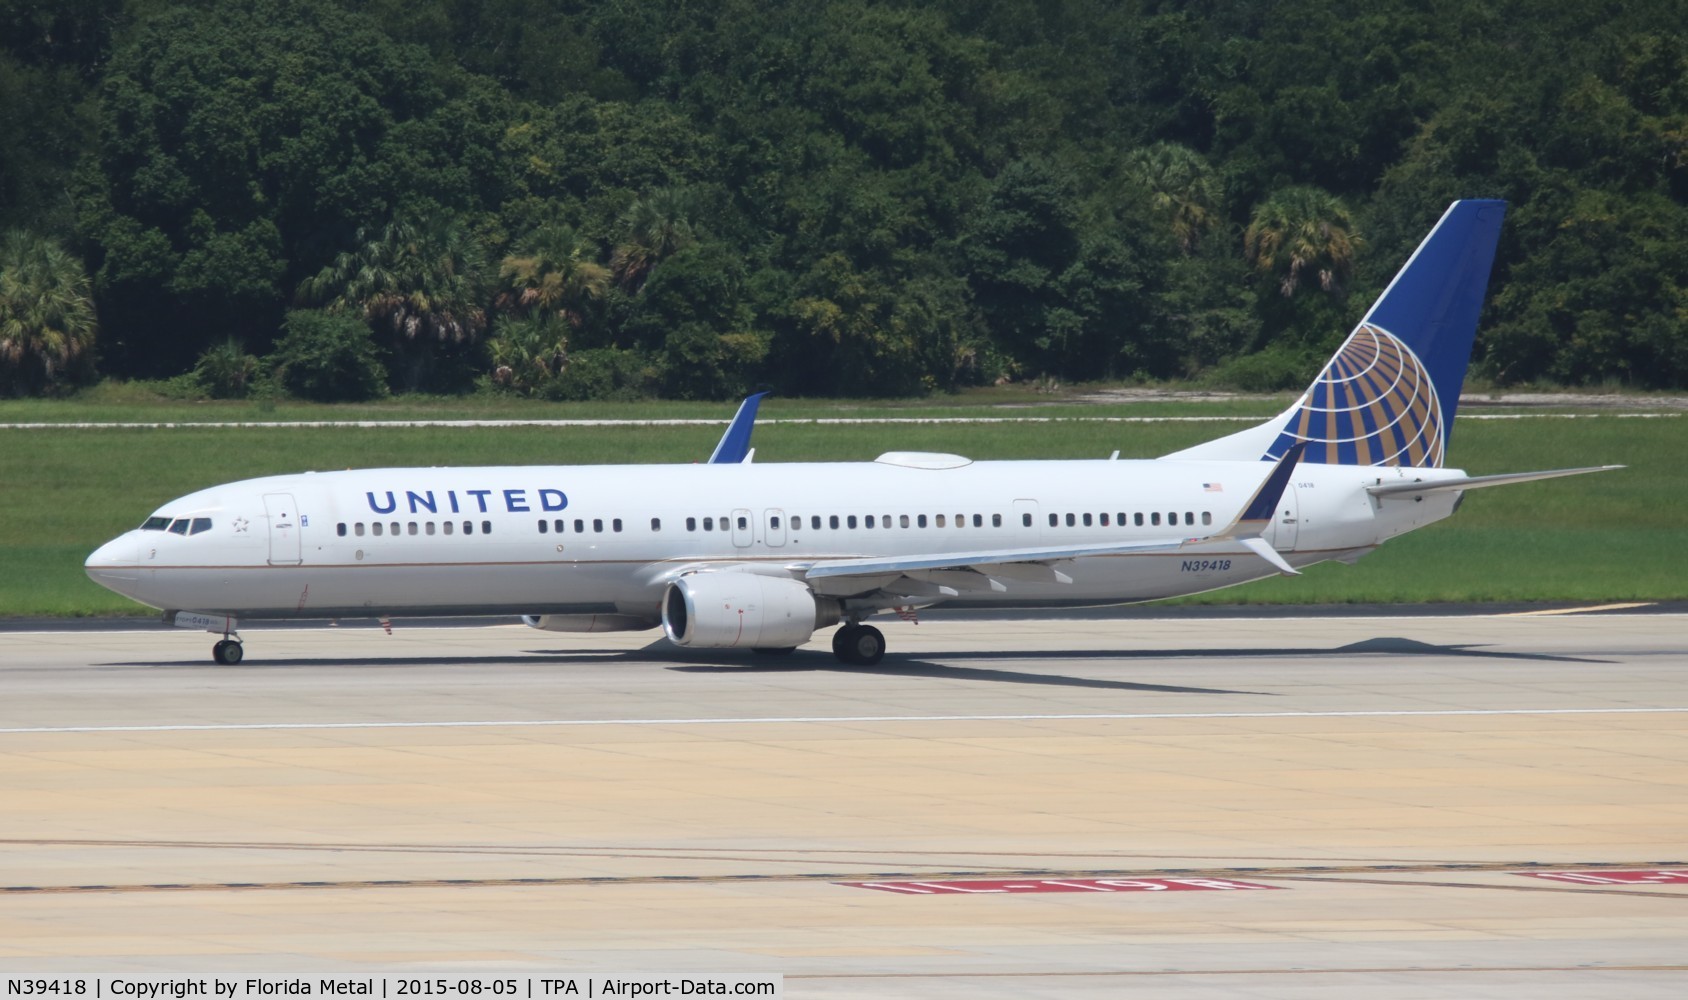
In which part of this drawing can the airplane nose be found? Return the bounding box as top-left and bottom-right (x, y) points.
(85, 532), (140, 587)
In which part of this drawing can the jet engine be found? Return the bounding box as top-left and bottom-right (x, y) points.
(522, 614), (659, 632)
(662, 573), (840, 649)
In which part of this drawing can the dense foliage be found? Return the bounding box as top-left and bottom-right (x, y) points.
(2, 0), (1685, 398)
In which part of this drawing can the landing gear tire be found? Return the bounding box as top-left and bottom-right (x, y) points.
(832, 624), (885, 666)
(752, 646), (798, 656)
(212, 639), (244, 665)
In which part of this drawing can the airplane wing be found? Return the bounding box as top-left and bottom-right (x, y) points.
(707, 392), (768, 464)
(1367, 465), (1622, 498)
(796, 442), (1309, 595)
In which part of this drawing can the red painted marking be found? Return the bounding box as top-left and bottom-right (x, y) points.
(840, 877), (1282, 894)
(1518, 870), (1688, 885)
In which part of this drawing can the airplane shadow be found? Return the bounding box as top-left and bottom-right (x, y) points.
(670, 658), (1264, 694)
(101, 635), (1610, 689)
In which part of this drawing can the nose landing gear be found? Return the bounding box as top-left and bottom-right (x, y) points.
(212, 638), (244, 665)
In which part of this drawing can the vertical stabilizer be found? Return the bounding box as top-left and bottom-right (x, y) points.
(1167, 200), (1506, 468)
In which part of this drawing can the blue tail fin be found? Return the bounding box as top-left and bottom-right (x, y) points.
(1263, 200), (1506, 467)
(1168, 200), (1506, 469)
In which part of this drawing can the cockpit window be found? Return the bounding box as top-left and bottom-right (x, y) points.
(167, 519), (189, 535)
(189, 517), (213, 535)
(141, 516), (171, 531)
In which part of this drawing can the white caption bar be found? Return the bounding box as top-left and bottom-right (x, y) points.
(2, 977), (781, 1000)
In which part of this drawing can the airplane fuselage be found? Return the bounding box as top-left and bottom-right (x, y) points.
(85, 454), (1462, 621)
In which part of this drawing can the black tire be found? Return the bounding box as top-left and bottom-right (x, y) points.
(833, 624), (885, 666)
(831, 624), (861, 663)
(213, 639), (243, 665)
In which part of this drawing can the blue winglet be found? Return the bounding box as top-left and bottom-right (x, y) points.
(707, 392), (768, 464)
(1237, 442), (1307, 531)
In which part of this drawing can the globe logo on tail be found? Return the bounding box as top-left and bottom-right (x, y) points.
(1264, 324), (1446, 468)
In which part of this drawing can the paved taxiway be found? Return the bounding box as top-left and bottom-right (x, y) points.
(2, 611), (1685, 998)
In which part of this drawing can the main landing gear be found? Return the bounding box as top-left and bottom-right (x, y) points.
(212, 638), (244, 665)
(832, 623), (886, 666)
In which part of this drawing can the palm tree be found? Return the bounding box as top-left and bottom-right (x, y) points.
(298, 215), (493, 343)
(497, 225), (610, 328)
(0, 231), (98, 395)
(1244, 187), (1363, 297)
(611, 188), (698, 292)
(1125, 142), (1220, 253)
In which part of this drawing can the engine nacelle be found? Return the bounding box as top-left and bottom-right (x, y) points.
(662, 573), (838, 649)
(522, 614), (659, 633)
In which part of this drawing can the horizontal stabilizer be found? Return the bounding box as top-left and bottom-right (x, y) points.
(1367, 465), (1623, 498)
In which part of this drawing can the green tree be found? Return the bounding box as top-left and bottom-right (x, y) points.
(271, 310), (388, 402)
(1124, 142), (1220, 254)
(1244, 186), (1362, 298)
(611, 188), (700, 292)
(299, 216), (493, 345)
(498, 225), (611, 329)
(0, 230), (97, 395)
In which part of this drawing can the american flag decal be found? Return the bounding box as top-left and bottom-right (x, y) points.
(1203, 482), (1223, 492)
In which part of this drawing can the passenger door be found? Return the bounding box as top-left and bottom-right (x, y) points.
(263, 493), (302, 565)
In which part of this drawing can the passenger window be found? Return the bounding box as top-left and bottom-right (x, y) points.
(974, 514), (984, 527)
(372, 523), (384, 536)
(1117, 512), (1126, 525)
(142, 516), (171, 531)
(168, 519), (189, 535)
(703, 517), (714, 531)
(574, 519), (584, 533)
(812, 516), (822, 530)
(1065, 513), (1076, 527)
(1099, 513), (1109, 527)
(612, 519), (622, 532)
(1202, 511), (1212, 526)
(1135, 513), (1144, 526)
(481, 520), (491, 534)
(354, 523), (365, 537)
(847, 515), (858, 529)
(538, 520), (549, 534)
(1023, 513), (1032, 527)
(426, 522), (436, 535)
(408, 522), (418, 535)
(1083, 513), (1092, 527)
(866, 515), (876, 529)
(687, 517), (697, 531)
(390, 522), (399, 535)
(883, 515), (892, 529)
(651, 518), (661, 531)
(555, 519), (565, 533)
(737, 516), (747, 530)
(917, 514), (927, 528)
(1185, 512), (1195, 526)
(1151, 512), (1161, 526)
(992, 513), (1002, 527)
(935, 514), (946, 528)
(770, 516), (781, 529)
(463, 521), (474, 535)
(1048, 513), (1058, 528)
(830, 515), (840, 529)
(443, 521), (453, 535)
(956, 513), (965, 527)
(593, 519), (604, 533)
(337, 523), (347, 537)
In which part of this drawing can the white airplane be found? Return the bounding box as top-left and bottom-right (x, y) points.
(86, 200), (1617, 666)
